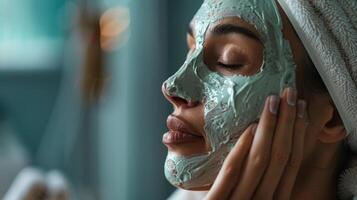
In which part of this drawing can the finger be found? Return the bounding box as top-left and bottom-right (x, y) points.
(275, 100), (308, 200)
(230, 95), (279, 200)
(205, 124), (256, 200)
(254, 87), (297, 199)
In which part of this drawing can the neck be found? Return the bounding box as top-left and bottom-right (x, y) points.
(292, 142), (346, 200)
(292, 164), (338, 200)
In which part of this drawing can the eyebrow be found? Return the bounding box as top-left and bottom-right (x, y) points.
(188, 23), (260, 41)
(212, 24), (260, 41)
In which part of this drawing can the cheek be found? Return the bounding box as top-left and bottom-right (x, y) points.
(201, 63), (286, 150)
(195, 105), (213, 151)
(245, 42), (264, 73)
(247, 40), (264, 60)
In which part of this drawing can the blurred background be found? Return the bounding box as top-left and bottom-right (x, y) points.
(0, 0), (202, 199)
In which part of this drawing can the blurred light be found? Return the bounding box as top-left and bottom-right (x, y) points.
(100, 7), (130, 51)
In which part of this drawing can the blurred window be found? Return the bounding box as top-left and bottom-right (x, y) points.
(0, 0), (70, 71)
(0, 0), (69, 41)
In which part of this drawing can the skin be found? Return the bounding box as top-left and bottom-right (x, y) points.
(163, 5), (348, 200)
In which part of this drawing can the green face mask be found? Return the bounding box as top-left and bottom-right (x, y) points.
(163, 0), (296, 189)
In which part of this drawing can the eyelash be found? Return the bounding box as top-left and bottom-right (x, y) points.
(216, 61), (244, 69)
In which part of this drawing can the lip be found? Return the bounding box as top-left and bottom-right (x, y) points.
(163, 115), (203, 145)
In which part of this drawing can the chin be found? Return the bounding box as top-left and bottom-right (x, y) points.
(178, 185), (212, 191)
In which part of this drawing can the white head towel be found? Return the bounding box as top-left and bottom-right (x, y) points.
(277, 0), (357, 199)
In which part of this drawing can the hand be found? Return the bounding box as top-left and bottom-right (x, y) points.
(3, 168), (70, 200)
(205, 88), (309, 200)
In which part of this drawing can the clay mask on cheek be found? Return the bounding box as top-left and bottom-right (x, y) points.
(163, 0), (296, 189)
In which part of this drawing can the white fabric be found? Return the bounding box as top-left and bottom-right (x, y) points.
(167, 189), (208, 200)
(277, 0), (357, 199)
(3, 168), (46, 200)
(0, 123), (29, 197)
(3, 167), (70, 200)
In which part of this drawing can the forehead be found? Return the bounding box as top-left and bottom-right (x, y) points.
(190, 0), (282, 38)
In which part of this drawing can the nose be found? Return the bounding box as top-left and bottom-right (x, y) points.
(162, 83), (199, 108)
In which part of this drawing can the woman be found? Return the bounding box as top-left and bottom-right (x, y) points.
(162, 0), (357, 199)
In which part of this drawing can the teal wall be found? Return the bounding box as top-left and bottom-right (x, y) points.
(0, 0), (67, 155)
(0, 68), (61, 156)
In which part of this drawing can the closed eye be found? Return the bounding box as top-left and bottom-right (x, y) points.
(217, 61), (244, 69)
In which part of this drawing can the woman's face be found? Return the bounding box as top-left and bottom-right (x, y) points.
(161, 0), (306, 189)
(163, 12), (309, 158)
(163, 17), (264, 156)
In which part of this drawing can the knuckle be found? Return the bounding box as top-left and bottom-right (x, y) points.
(233, 138), (249, 153)
(222, 164), (236, 178)
(238, 134), (250, 146)
(251, 152), (270, 168)
(234, 139), (244, 150)
(222, 161), (239, 178)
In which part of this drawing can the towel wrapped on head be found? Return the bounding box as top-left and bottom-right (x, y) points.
(277, 0), (357, 199)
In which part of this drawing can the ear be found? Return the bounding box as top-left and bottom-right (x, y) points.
(318, 104), (347, 144)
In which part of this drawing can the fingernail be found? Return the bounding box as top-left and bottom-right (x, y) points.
(297, 100), (307, 119)
(287, 87), (297, 106)
(251, 124), (258, 136)
(269, 95), (280, 115)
